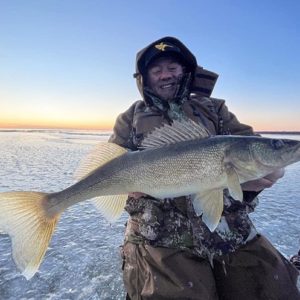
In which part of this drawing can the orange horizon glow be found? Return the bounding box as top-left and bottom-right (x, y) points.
(242, 118), (300, 132)
(1, 119), (300, 132)
(0, 119), (114, 131)
(1, 109), (300, 132)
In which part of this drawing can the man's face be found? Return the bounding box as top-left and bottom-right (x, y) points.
(146, 56), (184, 101)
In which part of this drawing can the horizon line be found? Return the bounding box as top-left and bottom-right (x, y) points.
(1, 127), (300, 134)
(0, 124), (113, 131)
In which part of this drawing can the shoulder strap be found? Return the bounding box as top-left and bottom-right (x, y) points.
(209, 98), (224, 135)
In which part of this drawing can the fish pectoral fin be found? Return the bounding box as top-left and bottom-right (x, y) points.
(191, 189), (224, 232)
(225, 163), (243, 202)
(0, 191), (59, 280)
(74, 142), (127, 181)
(91, 194), (128, 222)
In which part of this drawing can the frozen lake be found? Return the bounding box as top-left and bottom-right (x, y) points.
(0, 130), (299, 299)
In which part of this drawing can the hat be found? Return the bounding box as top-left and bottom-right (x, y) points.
(143, 41), (186, 68)
(135, 37), (197, 79)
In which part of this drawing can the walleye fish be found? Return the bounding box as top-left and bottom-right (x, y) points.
(1, 120), (300, 280)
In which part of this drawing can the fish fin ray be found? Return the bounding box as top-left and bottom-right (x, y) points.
(141, 119), (210, 149)
(225, 163), (243, 201)
(74, 142), (127, 180)
(92, 194), (127, 222)
(0, 191), (59, 279)
(191, 189), (224, 232)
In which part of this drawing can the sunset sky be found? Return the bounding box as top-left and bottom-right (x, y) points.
(0, 0), (299, 131)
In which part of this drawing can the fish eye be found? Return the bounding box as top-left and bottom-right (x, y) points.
(271, 139), (285, 150)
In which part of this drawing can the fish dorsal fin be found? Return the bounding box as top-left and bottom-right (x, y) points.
(141, 119), (210, 149)
(74, 142), (127, 180)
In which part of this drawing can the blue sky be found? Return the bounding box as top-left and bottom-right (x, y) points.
(0, 0), (299, 130)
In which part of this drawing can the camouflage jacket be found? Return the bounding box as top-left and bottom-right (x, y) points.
(109, 94), (260, 260)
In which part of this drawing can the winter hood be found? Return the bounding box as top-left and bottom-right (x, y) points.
(133, 36), (219, 104)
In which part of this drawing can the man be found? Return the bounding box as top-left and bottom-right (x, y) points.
(109, 37), (299, 299)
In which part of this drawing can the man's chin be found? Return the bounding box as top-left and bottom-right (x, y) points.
(158, 91), (177, 102)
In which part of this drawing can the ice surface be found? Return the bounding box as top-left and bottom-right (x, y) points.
(0, 130), (299, 299)
(0, 130), (126, 299)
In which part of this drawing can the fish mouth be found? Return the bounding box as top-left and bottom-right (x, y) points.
(280, 139), (300, 164)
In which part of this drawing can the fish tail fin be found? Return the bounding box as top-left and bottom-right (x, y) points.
(0, 191), (59, 279)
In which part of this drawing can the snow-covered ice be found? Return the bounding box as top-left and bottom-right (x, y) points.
(0, 130), (299, 299)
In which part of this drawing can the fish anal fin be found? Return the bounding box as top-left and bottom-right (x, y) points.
(191, 189), (224, 232)
(225, 163), (243, 201)
(141, 119), (210, 149)
(92, 194), (128, 222)
(74, 142), (127, 181)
